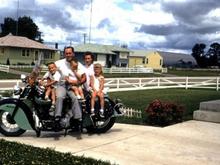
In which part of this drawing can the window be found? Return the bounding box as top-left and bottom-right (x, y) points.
(160, 59), (162, 66)
(26, 50), (30, 56)
(44, 51), (53, 59)
(142, 58), (145, 64)
(146, 58), (148, 64)
(1, 48), (4, 54)
(22, 49), (25, 56)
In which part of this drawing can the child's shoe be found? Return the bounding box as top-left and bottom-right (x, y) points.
(90, 108), (95, 116)
(99, 109), (104, 118)
(45, 96), (51, 102)
(49, 104), (55, 116)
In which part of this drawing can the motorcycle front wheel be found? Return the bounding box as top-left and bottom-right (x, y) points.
(0, 110), (26, 136)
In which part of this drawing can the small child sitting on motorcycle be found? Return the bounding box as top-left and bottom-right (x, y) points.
(65, 57), (85, 100)
(90, 63), (105, 116)
(42, 62), (61, 111)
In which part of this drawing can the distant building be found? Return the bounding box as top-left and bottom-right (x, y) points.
(74, 43), (130, 67)
(157, 51), (197, 68)
(129, 50), (163, 69)
(0, 33), (59, 65)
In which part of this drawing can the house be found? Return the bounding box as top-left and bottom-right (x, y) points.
(74, 43), (130, 67)
(129, 50), (163, 69)
(0, 33), (59, 65)
(157, 51), (197, 68)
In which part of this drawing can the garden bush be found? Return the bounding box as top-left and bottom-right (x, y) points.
(145, 99), (184, 126)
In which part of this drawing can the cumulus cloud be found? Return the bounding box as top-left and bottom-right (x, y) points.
(0, 0), (220, 53)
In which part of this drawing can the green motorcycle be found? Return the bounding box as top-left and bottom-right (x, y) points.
(0, 74), (123, 137)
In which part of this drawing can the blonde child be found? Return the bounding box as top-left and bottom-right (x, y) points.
(65, 57), (85, 100)
(90, 63), (105, 116)
(42, 62), (61, 110)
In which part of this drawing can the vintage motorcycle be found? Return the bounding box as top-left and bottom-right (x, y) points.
(0, 74), (123, 137)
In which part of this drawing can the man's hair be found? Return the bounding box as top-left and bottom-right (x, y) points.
(64, 46), (74, 53)
(47, 62), (55, 66)
(84, 51), (94, 62)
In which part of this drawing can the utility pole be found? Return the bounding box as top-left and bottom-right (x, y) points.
(89, 0), (93, 43)
(83, 33), (87, 44)
(16, 0), (19, 36)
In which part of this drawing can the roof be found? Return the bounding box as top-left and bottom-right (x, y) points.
(158, 51), (197, 66)
(130, 50), (149, 57)
(130, 50), (162, 58)
(0, 33), (56, 50)
(74, 43), (130, 54)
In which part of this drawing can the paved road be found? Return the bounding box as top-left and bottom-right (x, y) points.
(1, 120), (220, 165)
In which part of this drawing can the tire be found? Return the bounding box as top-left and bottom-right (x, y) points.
(94, 117), (116, 133)
(86, 98), (116, 133)
(0, 110), (26, 136)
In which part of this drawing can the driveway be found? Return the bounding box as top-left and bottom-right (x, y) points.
(1, 120), (220, 165)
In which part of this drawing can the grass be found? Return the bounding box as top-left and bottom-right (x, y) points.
(109, 88), (220, 123)
(167, 68), (220, 77)
(0, 71), (20, 79)
(0, 139), (111, 165)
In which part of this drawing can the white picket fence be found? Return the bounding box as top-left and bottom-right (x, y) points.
(6, 65), (154, 74)
(121, 107), (142, 118)
(104, 67), (153, 73)
(105, 77), (220, 92)
(0, 64), (9, 73)
(0, 77), (220, 91)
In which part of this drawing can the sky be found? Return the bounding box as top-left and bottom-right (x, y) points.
(0, 0), (220, 53)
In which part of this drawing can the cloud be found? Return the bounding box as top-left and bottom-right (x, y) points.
(0, 0), (220, 53)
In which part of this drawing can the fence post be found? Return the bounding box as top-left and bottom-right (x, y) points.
(185, 77), (188, 89)
(157, 78), (160, 87)
(217, 77), (219, 91)
(139, 78), (142, 88)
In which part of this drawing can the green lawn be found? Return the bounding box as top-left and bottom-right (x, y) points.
(109, 88), (220, 121)
(0, 71), (20, 79)
(167, 69), (220, 77)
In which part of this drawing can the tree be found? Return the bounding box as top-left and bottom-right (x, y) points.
(0, 17), (16, 36)
(191, 42), (220, 68)
(0, 16), (43, 42)
(191, 43), (207, 67)
(206, 42), (220, 66)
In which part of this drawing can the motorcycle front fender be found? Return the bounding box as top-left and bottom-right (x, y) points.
(0, 98), (34, 130)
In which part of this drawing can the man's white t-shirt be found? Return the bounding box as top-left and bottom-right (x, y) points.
(55, 58), (86, 81)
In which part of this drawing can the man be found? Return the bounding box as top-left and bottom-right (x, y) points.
(55, 46), (86, 129)
(83, 51), (94, 92)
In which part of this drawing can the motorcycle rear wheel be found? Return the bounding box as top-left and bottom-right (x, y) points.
(0, 110), (26, 136)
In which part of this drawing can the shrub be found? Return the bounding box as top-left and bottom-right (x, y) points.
(145, 99), (184, 126)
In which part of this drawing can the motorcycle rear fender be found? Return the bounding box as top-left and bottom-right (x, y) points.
(107, 98), (124, 117)
(0, 98), (35, 130)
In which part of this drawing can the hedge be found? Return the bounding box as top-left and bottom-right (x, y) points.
(0, 139), (111, 165)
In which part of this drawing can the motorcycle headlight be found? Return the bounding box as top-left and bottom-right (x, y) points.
(21, 74), (27, 83)
(13, 85), (22, 95)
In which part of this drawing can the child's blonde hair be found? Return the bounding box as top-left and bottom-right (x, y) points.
(94, 63), (103, 75)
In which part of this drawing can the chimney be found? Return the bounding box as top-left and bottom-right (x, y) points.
(55, 43), (58, 49)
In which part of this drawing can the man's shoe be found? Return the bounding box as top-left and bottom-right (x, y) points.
(54, 116), (62, 132)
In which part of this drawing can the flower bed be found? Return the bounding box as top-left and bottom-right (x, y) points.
(145, 99), (184, 126)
